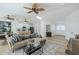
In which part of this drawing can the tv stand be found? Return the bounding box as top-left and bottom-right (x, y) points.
(0, 34), (6, 39)
(46, 32), (52, 37)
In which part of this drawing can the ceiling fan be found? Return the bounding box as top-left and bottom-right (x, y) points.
(24, 19), (31, 23)
(23, 3), (45, 14)
(5, 15), (15, 20)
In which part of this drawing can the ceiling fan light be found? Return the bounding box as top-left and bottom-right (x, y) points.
(36, 15), (42, 20)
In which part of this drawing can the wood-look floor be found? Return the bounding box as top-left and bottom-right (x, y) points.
(0, 35), (68, 55)
(46, 35), (68, 55)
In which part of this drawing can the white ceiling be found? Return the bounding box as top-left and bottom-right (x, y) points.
(0, 3), (79, 23)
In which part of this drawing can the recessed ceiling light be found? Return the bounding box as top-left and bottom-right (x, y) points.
(36, 15), (42, 20)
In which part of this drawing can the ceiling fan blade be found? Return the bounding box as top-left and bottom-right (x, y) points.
(23, 7), (32, 10)
(6, 15), (10, 19)
(27, 11), (33, 13)
(36, 8), (45, 11)
(35, 11), (39, 14)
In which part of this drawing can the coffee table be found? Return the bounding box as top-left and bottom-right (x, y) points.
(23, 38), (46, 55)
(23, 44), (43, 55)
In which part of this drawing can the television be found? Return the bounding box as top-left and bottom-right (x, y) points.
(0, 21), (11, 35)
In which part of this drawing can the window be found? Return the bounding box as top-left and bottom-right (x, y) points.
(56, 25), (65, 31)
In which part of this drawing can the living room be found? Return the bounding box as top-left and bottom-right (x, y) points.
(0, 3), (79, 55)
